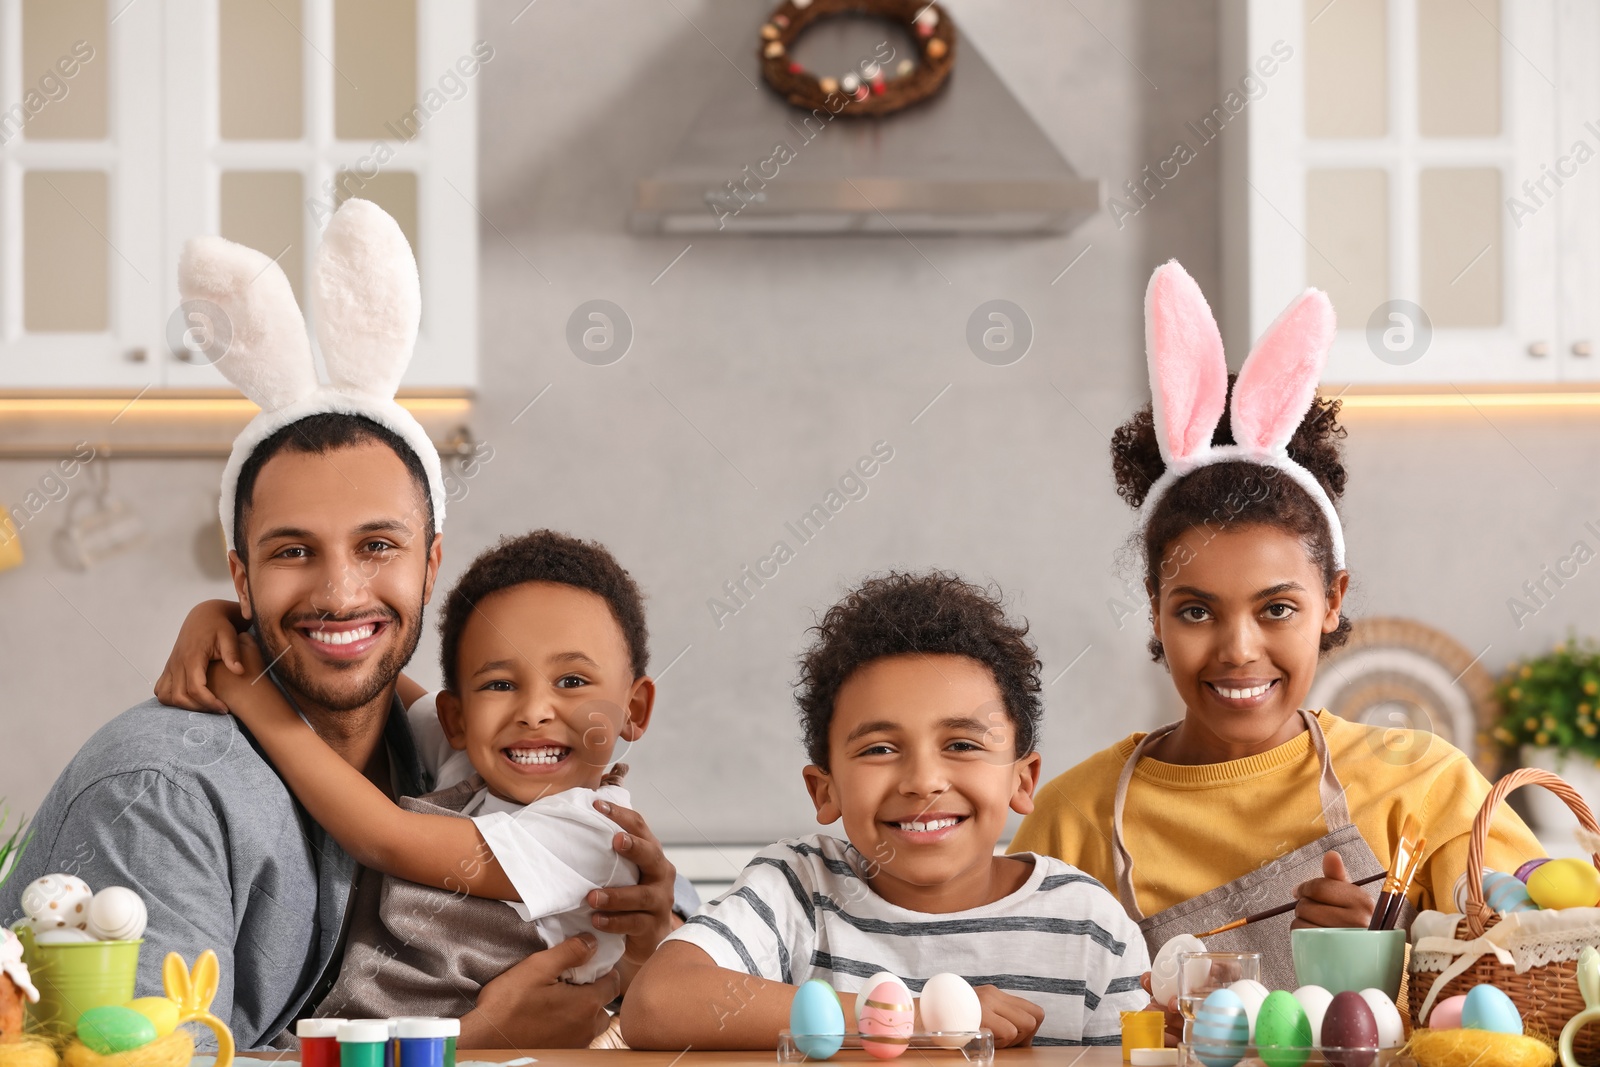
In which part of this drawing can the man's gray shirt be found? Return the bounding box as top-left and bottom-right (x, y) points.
(0, 696), (430, 1050)
(3, 695), (702, 1050)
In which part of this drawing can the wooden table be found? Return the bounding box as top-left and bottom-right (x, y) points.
(458, 1050), (1127, 1066)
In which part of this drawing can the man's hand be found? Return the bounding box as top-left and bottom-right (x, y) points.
(1293, 851), (1376, 929)
(972, 985), (1044, 1047)
(460, 934), (620, 1048)
(588, 799), (678, 990)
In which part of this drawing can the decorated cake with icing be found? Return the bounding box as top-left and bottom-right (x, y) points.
(0, 927), (39, 1043)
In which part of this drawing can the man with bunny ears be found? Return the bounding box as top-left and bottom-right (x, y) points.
(1, 200), (693, 1050)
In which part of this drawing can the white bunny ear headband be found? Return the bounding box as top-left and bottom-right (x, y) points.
(1140, 259), (1346, 570)
(178, 198), (445, 553)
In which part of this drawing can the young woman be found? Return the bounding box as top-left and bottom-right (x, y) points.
(1011, 262), (1542, 993)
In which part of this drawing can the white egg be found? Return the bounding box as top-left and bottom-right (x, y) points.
(86, 887), (148, 942)
(920, 973), (981, 1047)
(20, 875), (93, 930)
(1358, 988), (1404, 1047)
(1150, 934), (1207, 1007)
(1229, 979), (1270, 1038)
(33, 928), (95, 945)
(1292, 985), (1334, 1038)
(856, 971), (912, 1029)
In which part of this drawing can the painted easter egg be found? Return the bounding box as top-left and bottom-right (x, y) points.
(1356, 988), (1403, 1048)
(1482, 871), (1539, 915)
(919, 972), (980, 1047)
(20, 874), (93, 930)
(1228, 979), (1269, 1038)
(1253, 990), (1313, 1067)
(1428, 994), (1467, 1029)
(1515, 858), (1552, 884)
(856, 971), (911, 1029)
(77, 1005), (157, 1055)
(1291, 986), (1333, 1039)
(34, 928), (94, 944)
(126, 997), (180, 1038)
(1461, 984), (1522, 1035)
(790, 979), (845, 1060)
(1320, 991), (1379, 1067)
(1190, 988), (1249, 1067)
(858, 980), (913, 1060)
(1150, 934), (1206, 1007)
(86, 887), (148, 942)
(1527, 858), (1600, 909)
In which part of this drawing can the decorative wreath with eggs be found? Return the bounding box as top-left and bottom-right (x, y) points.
(758, 0), (956, 117)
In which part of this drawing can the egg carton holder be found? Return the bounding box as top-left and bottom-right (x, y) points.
(1178, 1045), (1417, 1067)
(776, 1030), (994, 1065)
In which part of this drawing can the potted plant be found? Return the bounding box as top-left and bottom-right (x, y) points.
(0, 805), (32, 1043)
(1494, 639), (1600, 832)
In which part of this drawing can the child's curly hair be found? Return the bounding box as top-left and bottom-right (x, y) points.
(795, 570), (1043, 770)
(1111, 374), (1352, 663)
(438, 529), (649, 692)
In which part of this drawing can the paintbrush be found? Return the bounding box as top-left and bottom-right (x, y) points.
(1378, 836), (1426, 930)
(1196, 870), (1387, 937)
(1367, 815), (1423, 930)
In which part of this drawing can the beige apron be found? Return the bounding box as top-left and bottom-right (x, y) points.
(1111, 709), (1409, 991)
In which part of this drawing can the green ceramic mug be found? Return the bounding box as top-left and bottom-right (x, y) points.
(17, 925), (143, 1037)
(1291, 927), (1407, 999)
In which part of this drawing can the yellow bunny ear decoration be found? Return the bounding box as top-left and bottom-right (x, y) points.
(160, 952), (233, 1067)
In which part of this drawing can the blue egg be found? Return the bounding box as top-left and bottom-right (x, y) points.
(1461, 984), (1522, 1035)
(1191, 988), (1250, 1067)
(1483, 872), (1539, 915)
(790, 979), (846, 1059)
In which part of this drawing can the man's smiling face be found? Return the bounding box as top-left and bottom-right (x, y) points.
(230, 438), (441, 715)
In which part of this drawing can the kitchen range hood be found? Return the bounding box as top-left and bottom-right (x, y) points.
(632, 35), (1099, 236)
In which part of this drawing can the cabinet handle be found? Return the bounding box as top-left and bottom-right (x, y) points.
(124, 348), (147, 363)
(1528, 341), (1550, 357)
(1574, 341), (1593, 357)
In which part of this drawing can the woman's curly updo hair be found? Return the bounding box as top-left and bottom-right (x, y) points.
(1111, 374), (1352, 663)
(795, 570), (1043, 770)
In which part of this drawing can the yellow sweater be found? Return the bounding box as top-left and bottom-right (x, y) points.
(1010, 711), (1544, 917)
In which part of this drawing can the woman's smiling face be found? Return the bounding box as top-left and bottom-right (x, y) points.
(1151, 524), (1347, 753)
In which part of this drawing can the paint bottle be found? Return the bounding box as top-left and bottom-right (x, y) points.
(396, 1017), (459, 1067)
(337, 1020), (390, 1067)
(297, 1018), (347, 1067)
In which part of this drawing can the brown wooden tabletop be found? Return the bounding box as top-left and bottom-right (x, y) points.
(454, 1050), (1124, 1066)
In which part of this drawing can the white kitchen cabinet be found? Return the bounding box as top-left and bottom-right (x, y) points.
(1227, 0), (1592, 385)
(0, 0), (478, 392)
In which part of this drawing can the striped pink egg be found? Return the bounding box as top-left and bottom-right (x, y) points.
(858, 980), (914, 1060)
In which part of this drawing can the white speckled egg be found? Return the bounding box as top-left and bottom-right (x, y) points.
(920, 973), (981, 1047)
(86, 887), (148, 942)
(1357, 988), (1404, 1047)
(21, 875), (93, 930)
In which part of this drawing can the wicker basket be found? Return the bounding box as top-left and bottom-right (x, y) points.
(1409, 768), (1600, 1059)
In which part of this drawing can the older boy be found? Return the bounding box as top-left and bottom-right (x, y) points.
(622, 571), (1150, 1048)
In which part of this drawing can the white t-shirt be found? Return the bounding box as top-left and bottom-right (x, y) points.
(405, 691), (636, 983)
(667, 834), (1151, 1047)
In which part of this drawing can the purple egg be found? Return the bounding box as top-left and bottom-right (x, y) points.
(1515, 858), (1552, 884)
(1320, 991), (1379, 1067)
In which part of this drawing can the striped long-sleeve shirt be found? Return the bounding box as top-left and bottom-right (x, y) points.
(665, 834), (1151, 1046)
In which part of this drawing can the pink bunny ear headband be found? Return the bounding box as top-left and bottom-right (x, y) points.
(178, 199), (445, 553)
(1140, 259), (1346, 570)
